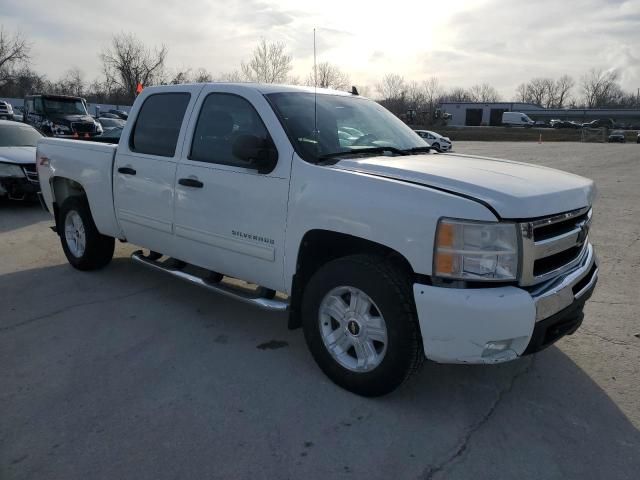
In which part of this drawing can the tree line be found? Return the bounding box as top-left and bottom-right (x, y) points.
(0, 26), (638, 114)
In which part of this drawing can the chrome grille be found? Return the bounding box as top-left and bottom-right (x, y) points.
(22, 164), (39, 184)
(519, 207), (592, 286)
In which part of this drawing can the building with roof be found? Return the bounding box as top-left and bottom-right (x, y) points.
(440, 101), (640, 127)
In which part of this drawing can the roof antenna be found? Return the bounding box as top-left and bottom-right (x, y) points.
(313, 28), (319, 148)
(351, 86), (359, 96)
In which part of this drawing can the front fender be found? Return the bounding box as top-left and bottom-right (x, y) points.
(283, 157), (497, 292)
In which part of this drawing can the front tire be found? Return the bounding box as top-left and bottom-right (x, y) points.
(432, 142), (441, 152)
(59, 197), (114, 270)
(302, 254), (424, 397)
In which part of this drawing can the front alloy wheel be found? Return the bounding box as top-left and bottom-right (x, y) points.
(319, 286), (388, 372)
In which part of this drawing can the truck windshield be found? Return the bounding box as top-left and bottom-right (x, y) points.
(266, 92), (427, 163)
(43, 98), (88, 115)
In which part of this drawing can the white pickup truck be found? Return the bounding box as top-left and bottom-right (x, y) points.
(36, 83), (598, 396)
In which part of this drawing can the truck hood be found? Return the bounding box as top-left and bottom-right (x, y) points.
(333, 153), (595, 219)
(47, 114), (95, 126)
(0, 146), (36, 165)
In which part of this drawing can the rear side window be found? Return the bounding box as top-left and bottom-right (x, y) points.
(130, 93), (190, 157)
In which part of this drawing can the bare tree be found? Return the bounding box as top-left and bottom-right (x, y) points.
(554, 75), (574, 108)
(468, 83), (501, 102)
(168, 68), (192, 85)
(241, 39), (292, 83)
(405, 80), (426, 110)
(59, 67), (85, 96)
(0, 27), (31, 85)
(306, 61), (349, 90)
(515, 83), (528, 103)
(443, 87), (473, 102)
(376, 73), (406, 100)
(101, 33), (167, 101)
(218, 70), (244, 82)
(422, 77), (443, 112)
(193, 68), (213, 83)
(581, 68), (619, 108)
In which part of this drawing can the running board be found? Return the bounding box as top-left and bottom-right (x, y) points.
(131, 250), (288, 312)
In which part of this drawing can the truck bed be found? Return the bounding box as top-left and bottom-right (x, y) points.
(37, 138), (121, 238)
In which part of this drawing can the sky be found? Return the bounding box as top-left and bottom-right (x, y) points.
(2, 0), (639, 99)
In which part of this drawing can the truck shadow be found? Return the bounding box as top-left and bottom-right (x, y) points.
(0, 198), (48, 234)
(1, 257), (638, 479)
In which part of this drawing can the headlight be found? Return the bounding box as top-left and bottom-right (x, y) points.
(434, 218), (519, 281)
(53, 124), (70, 133)
(0, 162), (26, 177)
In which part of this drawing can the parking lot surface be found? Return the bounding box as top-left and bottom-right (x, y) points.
(1, 142), (639, 480)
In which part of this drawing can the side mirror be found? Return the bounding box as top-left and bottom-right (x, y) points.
(232, 134), (278, 174)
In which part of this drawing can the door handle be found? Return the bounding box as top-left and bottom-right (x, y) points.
(118, 167), (136, 175)
(178, 178), (204, 188)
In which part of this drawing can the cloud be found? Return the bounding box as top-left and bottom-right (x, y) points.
(1, 0), (639, 100)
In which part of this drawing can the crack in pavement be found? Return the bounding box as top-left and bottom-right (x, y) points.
(422, 358), (535, 480)
(0, 284), (161, 333)
(579, 328), (640, 349)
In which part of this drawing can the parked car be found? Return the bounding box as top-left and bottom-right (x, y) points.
(414, 130), (452, 152)
(93, 126), (123, 143)
(502, 112), (534, 127)
(108, 109), (129, 120)
(0, 120), (43, 200)
(534, 120), (549, 128)
(97, 117), (126, 130)
(551, 120), (581, 129)
(12, 105), (24, 122)
(0, 101), (14, 120)
(637, 132), (640, 144)
(97, 112), (121, 119)
(582, 118), (615, 129)
(607, 130), (626, 143)
(36, 83), (598, 396)
(24, 94), (103, 138)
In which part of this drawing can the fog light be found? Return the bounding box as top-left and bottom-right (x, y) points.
(482, 340), (513, 358)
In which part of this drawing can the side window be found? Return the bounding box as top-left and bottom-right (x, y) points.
(34, 98), (43, 114)
(190, 93), (270, 168)
(130, 93), (190, 157)
(25, 99), (33, 114)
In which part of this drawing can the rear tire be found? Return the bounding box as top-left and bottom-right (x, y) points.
(302, 254), (424, 397)
(59, 197), (114, 270)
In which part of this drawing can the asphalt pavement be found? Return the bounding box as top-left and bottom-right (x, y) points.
(1, 141), (639, 479)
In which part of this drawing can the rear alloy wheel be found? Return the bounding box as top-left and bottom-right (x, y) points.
(302, 254), (424, 397)
(59, 197), (114, 270)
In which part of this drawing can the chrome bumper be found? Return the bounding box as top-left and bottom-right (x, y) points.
(530, 243), (598, 321)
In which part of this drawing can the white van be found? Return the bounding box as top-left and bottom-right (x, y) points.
(502, 112), (534, 127)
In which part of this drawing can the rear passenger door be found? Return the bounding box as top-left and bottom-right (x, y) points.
(113, 87), (202, 255)
(173, 85), (294, 292)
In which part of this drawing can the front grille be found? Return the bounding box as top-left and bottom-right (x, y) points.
(22, 164), (39, 183)
(533, 245), (583, 276)
(71, 122), (95, 134)
(520, 207), (592, 286)
(534, 210), (590, 241)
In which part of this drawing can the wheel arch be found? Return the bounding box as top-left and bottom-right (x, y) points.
(50, 176), (88, 233)
(287, 229), (420, 330)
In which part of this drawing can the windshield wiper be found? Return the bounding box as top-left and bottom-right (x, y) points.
(402, 146), (432, 154)
(317, 146), (409, 163)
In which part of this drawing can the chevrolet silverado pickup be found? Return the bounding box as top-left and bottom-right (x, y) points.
(36, 83), (598, 396)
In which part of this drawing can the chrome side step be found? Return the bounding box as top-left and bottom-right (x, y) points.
(131, 250), (288, 312)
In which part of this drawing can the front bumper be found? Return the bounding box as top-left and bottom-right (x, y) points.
(0, 176), (40, 200)
(413, 243), (598, 364)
